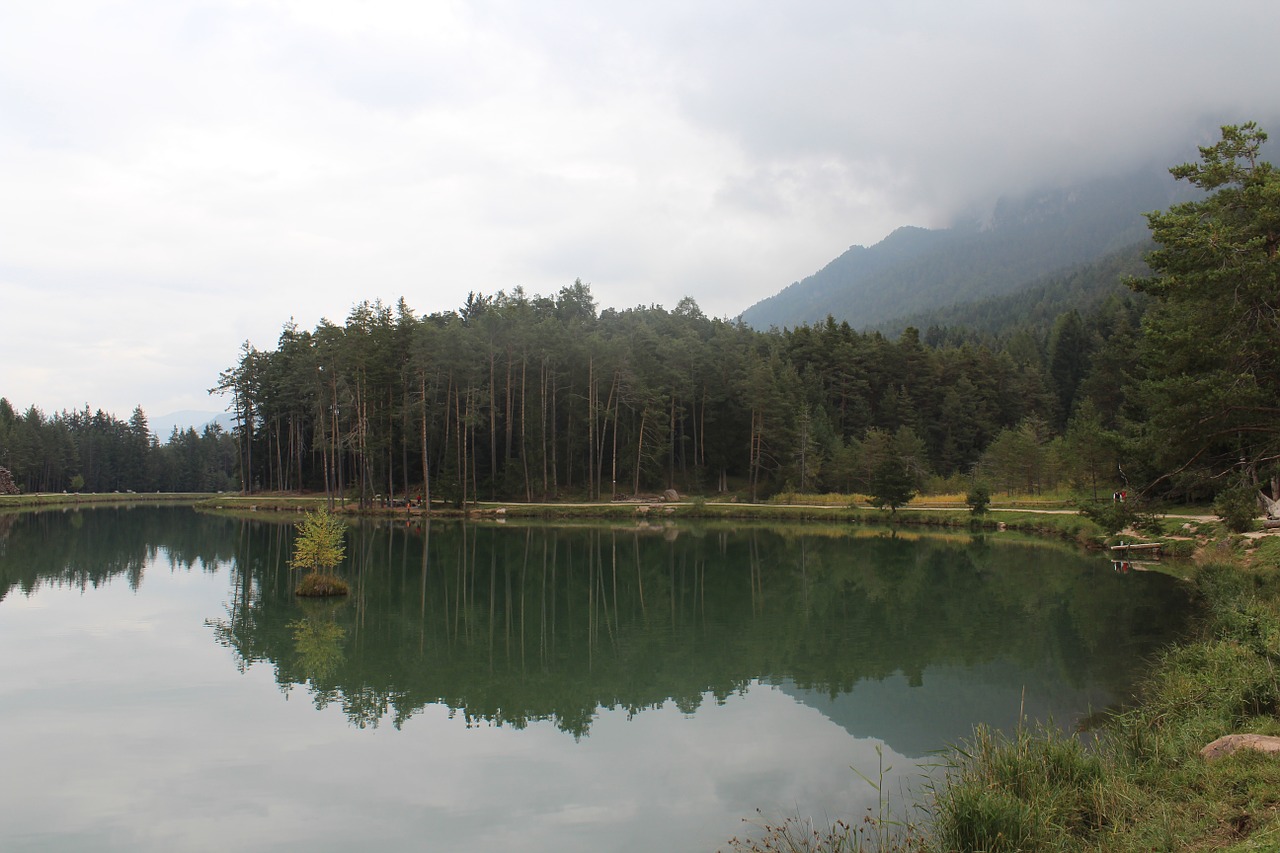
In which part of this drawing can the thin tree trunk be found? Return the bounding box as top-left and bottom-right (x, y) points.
(489, 350), (497, 500)
(634, 408), (647, 496)
(588, 356), (595, 500)
(521, 354), (531, 501)
(420, 373), (432, 515)
(611, 390), (619, 500)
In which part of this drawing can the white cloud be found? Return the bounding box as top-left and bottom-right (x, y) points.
(2, 0), (1277, 417)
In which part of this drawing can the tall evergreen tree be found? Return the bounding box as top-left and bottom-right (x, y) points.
(1130, 122), (1280, 493)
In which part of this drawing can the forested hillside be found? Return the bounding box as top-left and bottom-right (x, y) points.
(882, 242), (1151, 343)
(741, 169), (1180, 331)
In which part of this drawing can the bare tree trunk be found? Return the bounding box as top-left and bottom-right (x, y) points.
(551, 371), (559, 495)
(521, 354), (531, 501)
(489, 350), (497, 500)
(669, 395), (676, 489)
(540, 359), (549, 498)
(611, 391), (619, 500)
(420, 373), (432, 515)
(633, 408), (647, 496)
(588, 356), (596, 501)
(456, 387), (466, 509)
(596, 370), (618, 501)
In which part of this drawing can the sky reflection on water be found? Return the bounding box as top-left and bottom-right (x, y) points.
(0, 509), (1190, 852)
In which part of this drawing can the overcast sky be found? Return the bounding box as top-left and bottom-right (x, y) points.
(3, 0), (1277, 422)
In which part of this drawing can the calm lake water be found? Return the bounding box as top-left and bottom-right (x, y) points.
(0, 506), (1192, 852)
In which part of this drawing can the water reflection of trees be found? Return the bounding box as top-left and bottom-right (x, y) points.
(207, 519), (1193, 737)
(0, 506), (240, 601)
(0, 508), (1192, 738)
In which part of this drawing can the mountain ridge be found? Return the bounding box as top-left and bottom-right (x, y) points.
(739, 167), (1186, 331)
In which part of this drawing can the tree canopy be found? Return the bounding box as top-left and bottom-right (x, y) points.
(289, 508), (347, 573)
(1130, 122), (1280, 492)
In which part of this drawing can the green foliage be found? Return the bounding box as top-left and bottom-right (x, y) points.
(289, 617), (347, 678)
(8, 128), (1273, 511)
(0, 399), (237, 494)
(1251, 537), (1280, 573)
(1076, 492), (1163, 537)
(289, 509), (347, 573)
(1214, 481), (1260, 533)
(1060, 401), (1121, 500)
(1079, 500), (1126, 535)
(1130, 122), (1280, 490)
(1047, 309), (1091, 428)
(979, 418), (1057, 496)
(892, 244), (1151, 343)
(867, 453), (916, 514)
(933, 724), (1111, 853)
(965, 484), (990, 514)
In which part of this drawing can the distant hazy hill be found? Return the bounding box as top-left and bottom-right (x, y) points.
(739, 168), (1184, 331)
(150, 410), (234, 442)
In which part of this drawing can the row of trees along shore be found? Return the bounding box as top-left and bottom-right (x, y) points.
(207, 282), (1137, 507)
(0, 401), (237, 494)
(2, 123), (1275, 508)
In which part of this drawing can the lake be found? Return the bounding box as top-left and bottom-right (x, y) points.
(0, 506), (1192, 852)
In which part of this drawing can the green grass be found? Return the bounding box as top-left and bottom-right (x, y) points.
(0, 491), (210, 510)
(932, 724), (1116, 853)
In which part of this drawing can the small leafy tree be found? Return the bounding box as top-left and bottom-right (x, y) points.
(1079, 493), (1163, 536)
(966, 484), (991, 514)
(1214, 482), (1259, 533)
(868, 454), (915, 515)
(290, 508), (349, 596)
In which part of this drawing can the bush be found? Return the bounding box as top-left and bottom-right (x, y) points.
(965, 484), (991, 514)
(1078, 493), (1162, 536)
(1078, 500), (1131, 535)
(1214, 482), (1259, 533)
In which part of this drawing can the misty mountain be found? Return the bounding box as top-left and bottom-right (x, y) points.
(739, 168), (1186, 331)
(149, 410), (234, 442)
(877, 240), (1151, 341)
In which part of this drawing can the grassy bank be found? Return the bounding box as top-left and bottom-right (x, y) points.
(0, 491), (210, 510)
(190, 491), (1108, 539)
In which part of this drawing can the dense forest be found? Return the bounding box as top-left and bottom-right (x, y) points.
(0, 281), (1124, 502)
(195, 280), (1150, 506)
(1, 124), (1275, 508)
(0, 401), (237, 493)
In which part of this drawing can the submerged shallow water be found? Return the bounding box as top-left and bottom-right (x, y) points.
(0, 507), (1192, 852)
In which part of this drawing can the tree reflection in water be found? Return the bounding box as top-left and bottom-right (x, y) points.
(204, 517), (1193, 740)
